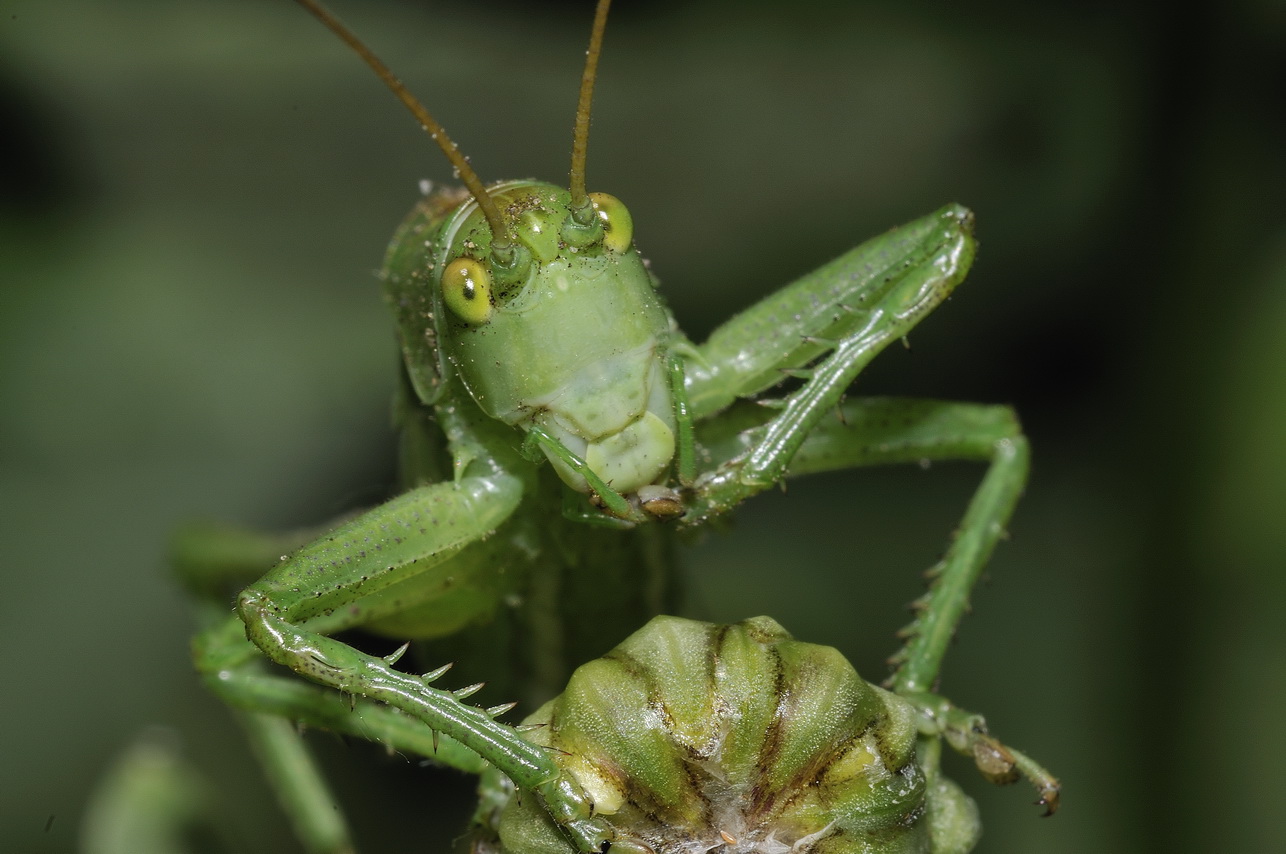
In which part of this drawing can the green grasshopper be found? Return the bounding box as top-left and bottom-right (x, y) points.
(177, 1), (1059, 851)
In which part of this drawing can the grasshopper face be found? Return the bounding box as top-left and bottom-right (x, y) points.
(429, 181), (680, 498)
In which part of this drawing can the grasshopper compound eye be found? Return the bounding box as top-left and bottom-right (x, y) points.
(442, 257), (493, 324)
(589, 192), (633, 253)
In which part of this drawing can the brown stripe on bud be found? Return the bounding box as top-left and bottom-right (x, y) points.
(496, 616), (979, 853)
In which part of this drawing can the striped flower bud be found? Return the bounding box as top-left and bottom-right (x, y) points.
(496, 616), (979, 854)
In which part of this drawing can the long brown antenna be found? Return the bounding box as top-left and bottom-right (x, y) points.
(568, 0), (612, 211)
(294, 0), (511, 248)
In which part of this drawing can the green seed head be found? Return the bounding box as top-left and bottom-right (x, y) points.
(496, 616), (979, 854)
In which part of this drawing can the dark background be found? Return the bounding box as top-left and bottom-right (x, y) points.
(3, 1), (1284, 852)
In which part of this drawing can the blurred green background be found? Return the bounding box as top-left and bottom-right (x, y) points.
(3, 0), (1284, 852)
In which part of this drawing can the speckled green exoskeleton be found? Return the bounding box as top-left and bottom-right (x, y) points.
(175, 1), (1060, 852)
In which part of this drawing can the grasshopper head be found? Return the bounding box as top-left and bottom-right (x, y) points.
(302, 0), (674, 506)
(433, 182), (679, 499)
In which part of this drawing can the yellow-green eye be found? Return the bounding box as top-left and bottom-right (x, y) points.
(589, 192), (633, 253)
(441, 257), (492, 324)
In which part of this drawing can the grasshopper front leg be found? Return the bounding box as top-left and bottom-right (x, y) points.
(189, 473), (525, 853)
(188, 397), (614, 853)
(681, 206), (1058, 810)
(682, 204), (977, 518)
